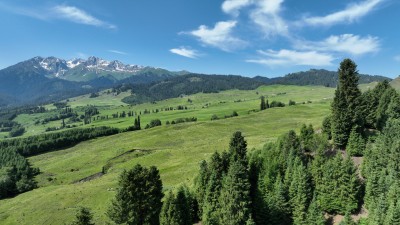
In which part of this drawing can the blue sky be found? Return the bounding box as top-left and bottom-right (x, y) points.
(0, 0), (399, 78)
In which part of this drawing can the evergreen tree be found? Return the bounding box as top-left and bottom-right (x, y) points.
(339, 211), (355, 225)
(260, 96), (266, 110)
(316, 154), (360, 214)
(194, 160), (209, 217)
(160, 187), (192, 225)
(202, 170), (222, 225)
(71, 207), (94, 225)
(306, 194), (326, 225)
(331, 59), (363, 149)
(289, 159), (311, 225)
(229, 131), (247, 163)
(107, 164), (163, 225)
(160, 191), (175, 225)
(266, 99), (270, 109)
(322, 115), (332, 139)
(219, 161), (251, 225)
(267, 175), (291, 225)
(346, 127), (365, 156)
(300, 124), (314, 152)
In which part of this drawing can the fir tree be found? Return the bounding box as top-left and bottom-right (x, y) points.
(160, 187), (192, 225)
(71, 207), (94, 225)
(260, 96), (266, 110)
(229, 131), (248, 163)
(219, 160), (251, 225)
(306, 194), (326, 225)
(107, 164), (163, 225)
(346, 127), (365, 156)
(331, 59), (363, 149)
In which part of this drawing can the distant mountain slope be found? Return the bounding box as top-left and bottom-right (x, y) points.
(122, 74), (265, 104)
(0, 57), (183, 106)
(253, 69), (390, 87)
(0, 57), (392, 108)
(390, 76), (400, 90)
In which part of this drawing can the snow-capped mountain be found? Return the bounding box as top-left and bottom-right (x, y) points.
(31, 56), (146, 81)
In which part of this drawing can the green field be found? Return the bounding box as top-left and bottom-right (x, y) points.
(0, 85), (334, 224)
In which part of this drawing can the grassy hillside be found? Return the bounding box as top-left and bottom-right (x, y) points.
(0, 85), (334, 224)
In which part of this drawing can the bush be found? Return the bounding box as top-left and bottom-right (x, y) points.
(211, 114), (219, 120)
(145, 119), (162, 129)
(270, 101), (285, 108)
(288, 100), (296, 106)
(9, 126), (25, 137)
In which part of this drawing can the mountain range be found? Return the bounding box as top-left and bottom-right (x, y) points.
(0, 56), (392, 107)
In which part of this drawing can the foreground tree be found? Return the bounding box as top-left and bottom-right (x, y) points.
(219, 160), (251, 225)
(331, 59), (363, 148)
(71, 207), (94, 225)
(108, 164), (163, 225)
(160, 186), (192, 225)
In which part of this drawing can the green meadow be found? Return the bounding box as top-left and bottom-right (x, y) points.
(0, 85), (334, 224)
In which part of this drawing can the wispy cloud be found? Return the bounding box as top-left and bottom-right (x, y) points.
(296, 34), (380, 56)
(250, 0), (288, 37)
(170, 47), (200, 59)
(302, 0), (383, 26)
(108, 50), (128, 55)
(222, 0), (252, 16)
(0, 3), (116, 29)
(394, 55), (400, 62)
(247, 49), (334, 67)
(52, 5), (116, 29)
(186, 20), (247, 52)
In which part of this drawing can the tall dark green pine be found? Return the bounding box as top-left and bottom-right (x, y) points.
(71, 207), (94, 225)
(107, 164), (163, 225)
(267, 175), (291, 225)
(202, 170), (222, 225)
(160, 187), (192, 225)
(306, 194), (326, 225)
(260, 96), (266, 110)
(346, 127), (365, 156)
(331, 59), (363, 149)
(219, 160), (252, 225)
(194, 160), (209, 217)
(229, 131), (247, 163)
(289, 160), (311, 225)
(160, 191), (175, 225)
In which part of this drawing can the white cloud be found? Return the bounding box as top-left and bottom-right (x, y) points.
(394, 55), (400, 62)
(53, 5), (116, 29)
(249, 0), (288, 37)
(0, 3), (116, 29)
(187, 20), (246, 51)
(222, 0), (252, 16)
(170, 47), (200, 59)
(303, 0), (383, 26)
(108, 50), (128, 55)
(297, 34), (380, 55)
(247, 49), (334, 66)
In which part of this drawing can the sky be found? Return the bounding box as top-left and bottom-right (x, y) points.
(0, 0), (399, 78)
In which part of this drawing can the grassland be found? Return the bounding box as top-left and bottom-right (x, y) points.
(0, 85), (334, 224)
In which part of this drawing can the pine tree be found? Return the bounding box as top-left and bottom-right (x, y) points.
(322, 115), (332, 139)
(300, 124), (314, 152)
(229, 131), (247, 163)
(160, 187), (192, 225)
(160, 191), (175, 225)
(194, 160), (209, 217)
(107, 164), (163, 225)
(339, 211), (355, 225)
(306, 194), (326, 225)
(260, 96), (266, 110)
(346, 127), (365, 156)
(72, 207), (94, 225)
(331, 59), (363, 149)
(219, 160), (251, 225)
(289, 160), (311, 225)
(202, 171), (222, 225)
(267, 175), (291, 225)
(266, 99), (270, 109)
